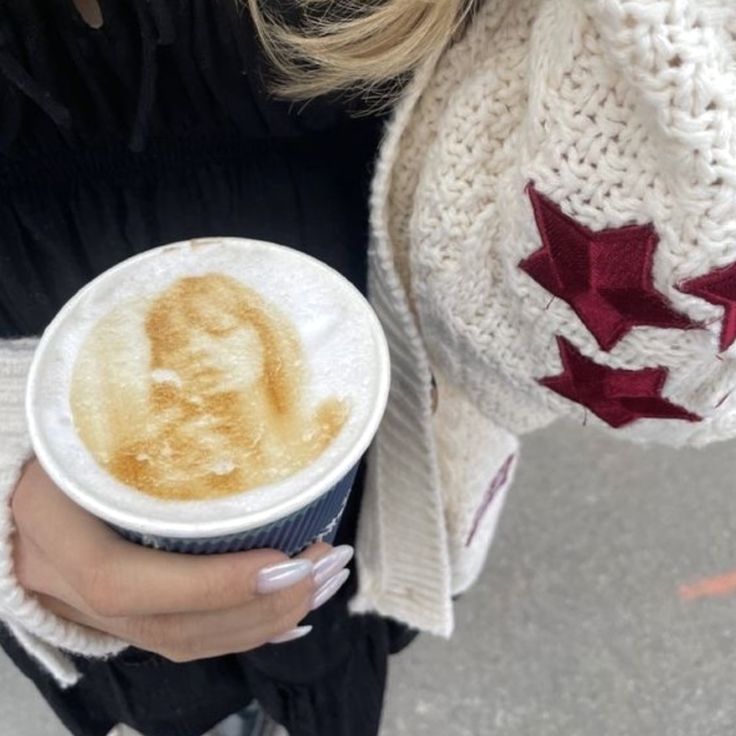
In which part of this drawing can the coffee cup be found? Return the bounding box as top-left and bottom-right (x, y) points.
(26, 238), (390, 554)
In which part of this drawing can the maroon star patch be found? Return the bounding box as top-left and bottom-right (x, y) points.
(540, 337), (701, 428)
(679, 263), (736, 352)
(520, 186), (698, 351)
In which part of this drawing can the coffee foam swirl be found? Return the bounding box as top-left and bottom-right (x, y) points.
(70, 274), (348, 500)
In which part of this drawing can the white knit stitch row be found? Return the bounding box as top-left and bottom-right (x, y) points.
(399, 0), (736, 448)
(0, 339), (126, 686)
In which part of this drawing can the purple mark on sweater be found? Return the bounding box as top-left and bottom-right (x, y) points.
(465, 454), (515, 547)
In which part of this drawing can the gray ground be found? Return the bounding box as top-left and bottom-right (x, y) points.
(3, 420), (736, 735)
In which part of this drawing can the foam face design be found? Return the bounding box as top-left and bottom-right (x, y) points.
(70, 273), (348, 501)
(27, 239), (389, 538)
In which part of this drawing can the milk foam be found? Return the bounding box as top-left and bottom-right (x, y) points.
(28, 239), (388, 536)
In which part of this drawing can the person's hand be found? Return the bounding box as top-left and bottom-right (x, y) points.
(10, 459), (353, 661)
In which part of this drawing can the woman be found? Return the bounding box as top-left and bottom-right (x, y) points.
(4, 1), (736, 735)
(0, 2), (438, 734)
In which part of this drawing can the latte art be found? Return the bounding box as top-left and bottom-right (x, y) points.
(70, 273), (348, 500)
(27, 238), (388, 540)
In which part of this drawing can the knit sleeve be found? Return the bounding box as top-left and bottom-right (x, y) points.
(389, 0), (736, 449)
(0, 338), (126, 688)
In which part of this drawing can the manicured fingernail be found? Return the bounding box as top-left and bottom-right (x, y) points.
(313, 545), (354, 587)
(269, 625), (313, 645)
(311, 568), (351, 610)
(257, 559), (313, 594)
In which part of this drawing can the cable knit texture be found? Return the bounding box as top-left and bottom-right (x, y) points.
(0, 339), (126, 687)
(355, 0), (736, 635)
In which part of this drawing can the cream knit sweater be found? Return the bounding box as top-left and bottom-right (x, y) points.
(3, 0), (736, 685)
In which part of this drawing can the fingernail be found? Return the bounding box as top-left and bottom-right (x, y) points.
(313, 545), (354, 587)
(268, 625), (313, 645)
(257, 559), (313, 594)
(311, 568), (351, 611)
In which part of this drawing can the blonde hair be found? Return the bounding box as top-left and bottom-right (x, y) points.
(245, 0), (473, 99)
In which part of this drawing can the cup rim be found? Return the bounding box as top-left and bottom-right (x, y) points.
(26, 238), (390, 538)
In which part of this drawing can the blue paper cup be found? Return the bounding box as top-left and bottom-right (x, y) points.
(113, 464), (359, 555)
(26, 238), (390, 556)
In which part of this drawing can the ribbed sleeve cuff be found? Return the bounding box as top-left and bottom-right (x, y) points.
(0, 339), (126, 687)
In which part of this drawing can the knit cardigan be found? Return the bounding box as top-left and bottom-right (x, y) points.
(3, 0), (736, 686)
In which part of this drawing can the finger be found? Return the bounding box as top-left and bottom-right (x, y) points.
(77, 536), (337, 617)
(15, 461), (333, 617)
(17, 464), (325, 615)
(75, 542), (298, 616)
(91, 541), (338, 617)
(38, 594), (108, 631)
(37, 545), (346, 661)
(38, 543), (343, 631)
(129, 576), (315, 661)
(43, 568), (316, 662)
(294, 541), (332, 565)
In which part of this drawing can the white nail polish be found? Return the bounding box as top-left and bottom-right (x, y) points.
(256, 559), (313, 594)
(311, 568), (351, 611)
(313, 545), (354, 587)
(269, 625), (313, 645)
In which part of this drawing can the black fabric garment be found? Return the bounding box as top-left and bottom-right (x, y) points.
(0, 2), (416, 735)
(0, 467), (416, 736)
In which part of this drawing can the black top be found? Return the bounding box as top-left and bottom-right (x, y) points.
(0, 0), (378, 336)
(0, 3), (414, 736)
